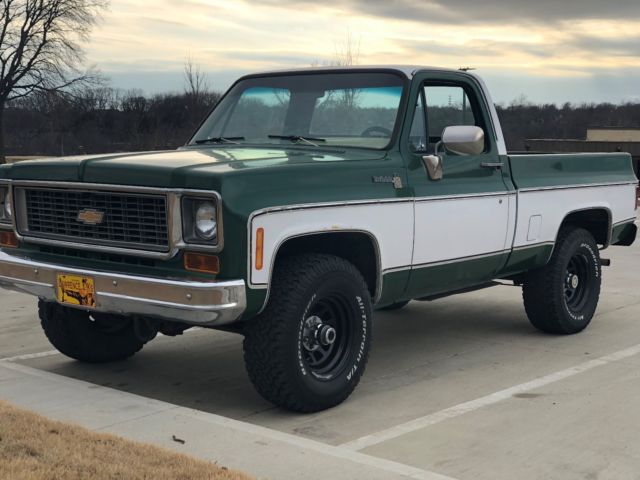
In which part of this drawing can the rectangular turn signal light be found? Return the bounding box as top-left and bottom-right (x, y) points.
(0, 231), (18, 248)
(255, 228), (264, 271)
(184, 252), (220, 274)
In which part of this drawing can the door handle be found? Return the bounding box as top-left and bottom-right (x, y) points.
(480, 162), (504, 169)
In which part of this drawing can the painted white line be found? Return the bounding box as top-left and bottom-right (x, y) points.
(0, 350), (60, 363)
(0, 361), (458, 480)
(342, 343), (640, 451)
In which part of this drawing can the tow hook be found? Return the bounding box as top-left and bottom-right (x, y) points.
(601, 258), (611, 267)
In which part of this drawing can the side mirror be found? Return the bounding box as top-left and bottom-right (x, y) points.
(442, 126), (485, 156)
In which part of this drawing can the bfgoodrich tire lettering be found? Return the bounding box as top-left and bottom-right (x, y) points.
(243, 254), (372, 413)
(522, 227), (602, 334)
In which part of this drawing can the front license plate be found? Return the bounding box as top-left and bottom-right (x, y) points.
(56, 274), (97, 308)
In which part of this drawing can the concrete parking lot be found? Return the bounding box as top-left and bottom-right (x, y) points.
(2, 239), (640, 479)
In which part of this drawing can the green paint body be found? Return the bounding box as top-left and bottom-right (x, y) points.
(1, 69), (637, 319)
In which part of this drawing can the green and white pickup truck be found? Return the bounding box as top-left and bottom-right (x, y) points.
(0, 66), (637, 412)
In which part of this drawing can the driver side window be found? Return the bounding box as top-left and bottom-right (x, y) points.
(409, 82), (486, 153)
(425, 85), (477, 145)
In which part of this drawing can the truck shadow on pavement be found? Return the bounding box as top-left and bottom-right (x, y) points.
(22, 288), (547, 422)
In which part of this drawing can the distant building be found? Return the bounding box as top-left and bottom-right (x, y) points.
(526, 127), (640, 178)
(587, 128), (640, 143)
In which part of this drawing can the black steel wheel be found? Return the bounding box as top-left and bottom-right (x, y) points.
(523, 227), (601, 334)
(300, 295), (352, 379)
(564, 253), (591, 312)
(243, 254), (372, 412)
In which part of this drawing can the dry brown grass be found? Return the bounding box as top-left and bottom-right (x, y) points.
(0, 401), (253, 480)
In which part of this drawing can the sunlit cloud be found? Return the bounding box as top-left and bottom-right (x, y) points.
(86, 0), (640, 103)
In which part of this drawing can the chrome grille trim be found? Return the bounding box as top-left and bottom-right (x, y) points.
(20, 188), (170, 252)
(10, 181), (224, 259)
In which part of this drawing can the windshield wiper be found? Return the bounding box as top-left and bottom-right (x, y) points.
(195, 136), (245, 145)
(268, 134), (326, 147)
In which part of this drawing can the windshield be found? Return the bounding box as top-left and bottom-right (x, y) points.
(190, 72), (405, 149)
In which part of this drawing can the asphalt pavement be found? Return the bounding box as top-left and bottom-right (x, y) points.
(2, 238), (640, 480)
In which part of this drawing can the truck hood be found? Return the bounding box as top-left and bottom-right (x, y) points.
(2, 147), (385, 188)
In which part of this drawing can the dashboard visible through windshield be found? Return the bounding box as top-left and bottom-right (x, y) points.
(190, 72), (405, 150)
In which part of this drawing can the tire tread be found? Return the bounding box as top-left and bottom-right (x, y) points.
(39, 301), (145, 363)
(243, 254), (371, 412)
(522, 227), (601, 334)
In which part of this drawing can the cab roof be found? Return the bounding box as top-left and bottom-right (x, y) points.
(248, 65), (464, 79)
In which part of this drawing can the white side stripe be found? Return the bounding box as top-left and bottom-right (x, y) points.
(341, 342), (640, 451)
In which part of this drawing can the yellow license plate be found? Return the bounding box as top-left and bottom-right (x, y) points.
(56, 274), (97, 308)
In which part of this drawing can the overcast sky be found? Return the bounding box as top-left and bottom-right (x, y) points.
(87, 0), (640, 104)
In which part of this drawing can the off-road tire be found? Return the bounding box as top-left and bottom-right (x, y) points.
(39, 301), (146, 363)
(522, 227), (601, 334)
(243, 254), (372, 413)
(379, 300), (410, 311)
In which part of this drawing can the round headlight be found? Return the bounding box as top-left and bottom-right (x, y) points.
(195, 202), (217, 240)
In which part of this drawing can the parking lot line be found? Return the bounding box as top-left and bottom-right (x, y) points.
(0, 350), (60, 362)
(341, 342), (640, 451)
(0, 360), (459, 480)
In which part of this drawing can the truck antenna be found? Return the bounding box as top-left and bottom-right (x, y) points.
(459, 67), (476, 72)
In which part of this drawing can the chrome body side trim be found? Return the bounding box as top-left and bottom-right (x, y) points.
(517, 181), (638, 193)
(247, 191), (514, 217)
(8, 181), (224, 259)
(511, 241), (555, 251)
(382, 248), (513, 274)
(613, 217), (637, 227)
(248, 229), (384, 315)
(0, 252), (245, 326)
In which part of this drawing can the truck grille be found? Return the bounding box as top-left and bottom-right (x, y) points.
(18, 187), (170, 252)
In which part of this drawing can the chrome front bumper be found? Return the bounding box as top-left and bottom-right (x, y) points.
(0, 252), (246, 326)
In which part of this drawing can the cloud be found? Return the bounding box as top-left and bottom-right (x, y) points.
(568, 35), (640, 57)
(213, 51), (322, 65)
(84, 0), (640, 104)
(249, 0), (640, 24)
(394, 38), (555, 60)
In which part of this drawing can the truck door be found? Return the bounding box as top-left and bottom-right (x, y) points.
(404, 73), (512, 299)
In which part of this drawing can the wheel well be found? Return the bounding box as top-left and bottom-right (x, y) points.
(560, 209), (611, 246)
(274, 232), (379, 299)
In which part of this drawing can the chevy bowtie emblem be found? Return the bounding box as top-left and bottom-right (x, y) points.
(76, 209), (105, 225)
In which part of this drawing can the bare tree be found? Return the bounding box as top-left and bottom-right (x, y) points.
(332, 31), (361, 67)
(310, 31), (361, 68)
(309, 32), (363, 109)
(0, 0), (107, 163)
(334, 32), (361, 109)
(183, 56), (209, 102)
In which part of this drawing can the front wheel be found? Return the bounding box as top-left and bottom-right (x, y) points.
(39, 301), (149, 363)
(522, 227), (602, 334)
(243, 254), (372, 412)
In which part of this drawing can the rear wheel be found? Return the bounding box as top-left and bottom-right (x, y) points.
(39, 301), (150, 363)
(243, 254), (372, 412)
(522, 227), (601, 334)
